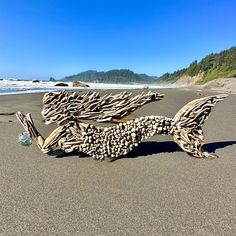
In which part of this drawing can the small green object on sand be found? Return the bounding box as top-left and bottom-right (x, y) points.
(18, 132), (32, 146)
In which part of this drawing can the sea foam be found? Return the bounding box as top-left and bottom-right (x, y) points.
(0, 79), (175, 95)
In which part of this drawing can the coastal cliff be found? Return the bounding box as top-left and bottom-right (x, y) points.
(158, 47), (236, 86)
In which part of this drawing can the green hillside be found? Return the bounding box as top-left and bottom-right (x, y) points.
(158, 47), (236, 84)
(63, 69), (156, 84)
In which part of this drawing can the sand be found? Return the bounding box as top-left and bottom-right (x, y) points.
(177, 77), (236, 94)
(0, 88), (236, 235)
(202, 77), (236, 94)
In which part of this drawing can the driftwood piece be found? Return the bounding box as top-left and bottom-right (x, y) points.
(0, 112), (15, 115)
(16, 92), (228, 160)
(16, 112), (45, 149)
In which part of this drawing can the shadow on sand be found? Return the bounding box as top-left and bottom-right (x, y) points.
(126, 140), (236, 158)
(49, 141), (236, 159)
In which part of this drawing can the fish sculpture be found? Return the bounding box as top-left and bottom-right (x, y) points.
(16, 91), (228, 161)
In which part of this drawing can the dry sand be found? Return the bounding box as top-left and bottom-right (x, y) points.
(202, 77), (236, 94)
(177, 77), (236, 94)
(0, 88), (236, 235)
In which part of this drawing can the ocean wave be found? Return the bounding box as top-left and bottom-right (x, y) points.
(0, 80), (176, 95)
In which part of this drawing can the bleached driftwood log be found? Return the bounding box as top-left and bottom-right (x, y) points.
(16, 91), (228, 160)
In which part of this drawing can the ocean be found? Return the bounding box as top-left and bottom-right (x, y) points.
(0, 79), (175, 95)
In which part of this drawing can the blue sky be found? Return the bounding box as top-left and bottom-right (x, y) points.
(0, 0), (235, 80)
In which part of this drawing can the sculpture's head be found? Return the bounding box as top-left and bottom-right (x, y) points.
(42, 91), (70, 125)
(42, 91), (62, 105)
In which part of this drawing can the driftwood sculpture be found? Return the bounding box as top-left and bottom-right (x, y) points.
(16, 91), (228, 161)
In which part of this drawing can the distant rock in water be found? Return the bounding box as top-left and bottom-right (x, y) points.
(55, 82), (68, 87)
(49, 77), (56, 82)
(72, 81), (90, 87)
(32, 80), (40, 83)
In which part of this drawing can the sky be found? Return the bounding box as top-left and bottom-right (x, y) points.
(0, 0), (235, 80)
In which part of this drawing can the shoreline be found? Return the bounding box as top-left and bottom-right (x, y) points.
(1, 77), (235, 96)
(0, 79), (178, 96)
(0, 88), (236, 235)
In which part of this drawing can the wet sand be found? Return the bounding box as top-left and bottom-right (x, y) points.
(0, 88), (236, 235)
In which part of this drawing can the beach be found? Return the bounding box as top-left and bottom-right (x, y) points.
(0, 88), (236, 235)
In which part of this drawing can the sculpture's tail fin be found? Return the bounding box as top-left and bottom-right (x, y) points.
(171, 94), (228, 158)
